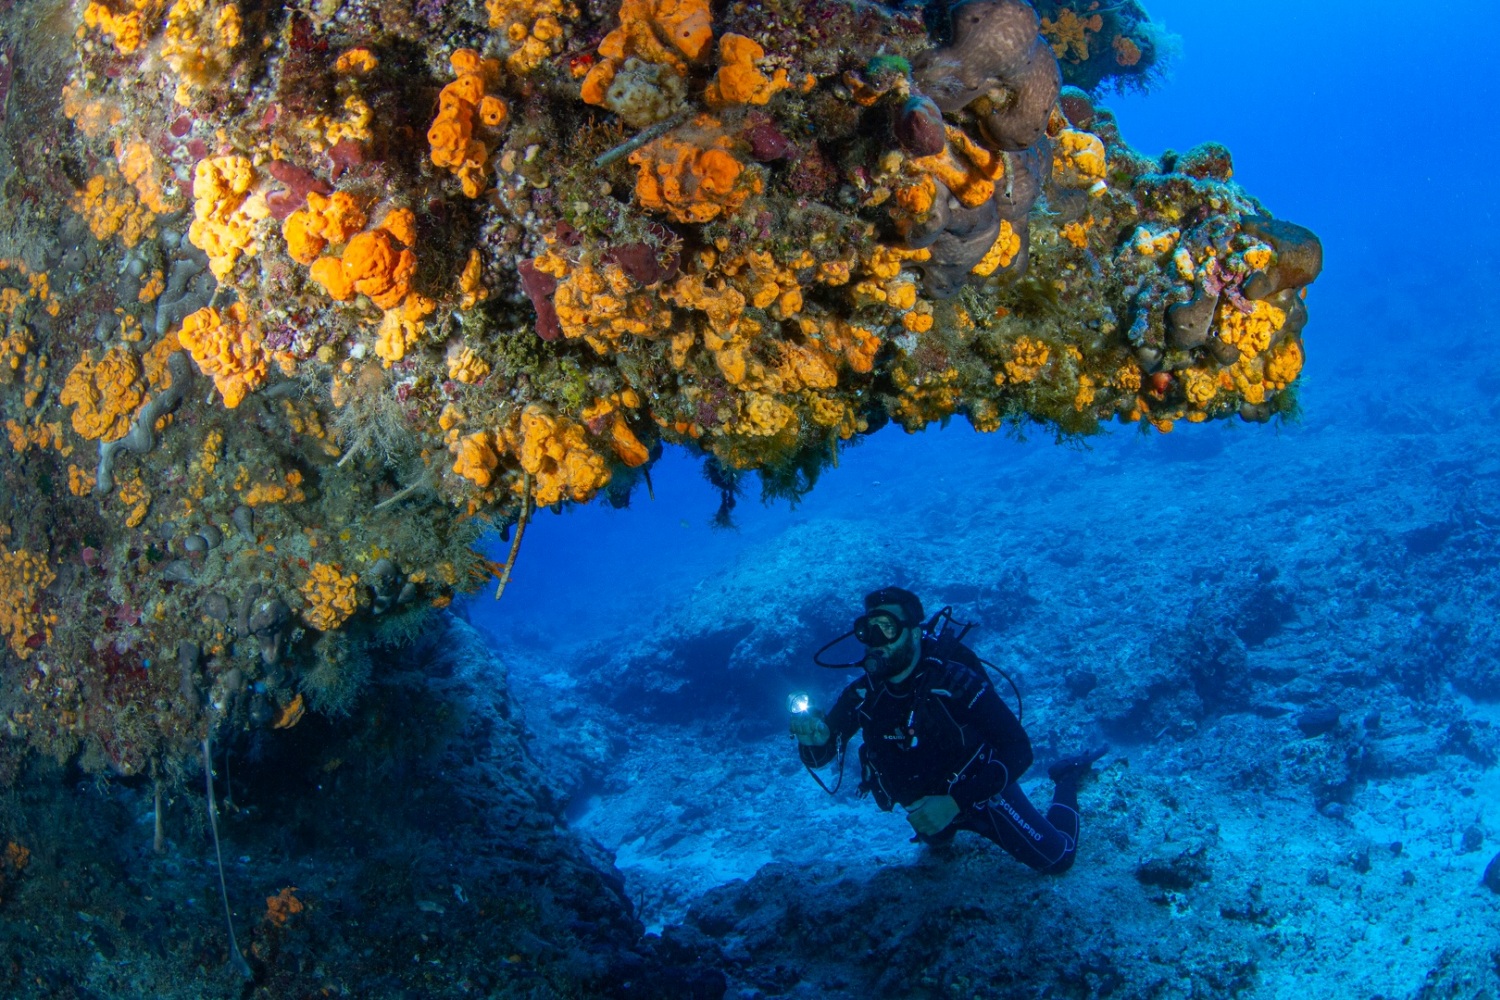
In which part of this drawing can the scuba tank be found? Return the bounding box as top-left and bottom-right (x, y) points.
(812, 605), (1023, 723)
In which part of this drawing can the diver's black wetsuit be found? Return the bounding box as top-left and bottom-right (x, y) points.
(800, 639), (1082, 874)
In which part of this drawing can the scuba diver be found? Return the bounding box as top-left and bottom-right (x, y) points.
(790, 586), (1105, 873)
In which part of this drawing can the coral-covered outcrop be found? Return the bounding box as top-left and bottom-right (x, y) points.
(0, 0), (1314, 789)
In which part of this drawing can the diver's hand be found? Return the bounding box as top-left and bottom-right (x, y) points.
(789, 710), (830, 746)
(906, 795), (960, 836)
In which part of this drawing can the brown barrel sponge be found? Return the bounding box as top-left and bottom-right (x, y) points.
(918, 196), (1002, 299)
(992, 141), (1045, 222)
(1166, 285), (1220, 350)
(1241, 216), (1324, 299)
(974, 37), (1060, 151)
(914, 0), (1061, 151)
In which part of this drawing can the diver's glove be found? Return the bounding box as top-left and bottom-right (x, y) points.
(789, 709), (831, 747)
(1048, 745), (1109, 789)
(905, 795), (960, 836)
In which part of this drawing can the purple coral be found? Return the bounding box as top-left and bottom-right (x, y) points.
(263, 324), (298, 352)
(1202, 255), (1251, 314)
(894, 96), (947, 157)
(413, 0), (450, 26)
(518, 259), (562, 342)
(265, 160), (332, 221)
(742, 115), (793, 161)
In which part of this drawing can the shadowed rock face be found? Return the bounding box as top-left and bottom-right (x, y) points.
(0, 613), (736, 996)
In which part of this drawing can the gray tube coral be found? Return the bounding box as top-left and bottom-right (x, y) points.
(95, 352), (192, 494)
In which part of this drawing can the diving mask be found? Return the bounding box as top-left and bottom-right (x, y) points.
(853, 610), (907, 646)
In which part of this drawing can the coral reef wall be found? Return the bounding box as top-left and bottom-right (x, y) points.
(0, 0), (1317, 778)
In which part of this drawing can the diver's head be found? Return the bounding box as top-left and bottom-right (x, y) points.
(855, 587), (924, 681)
